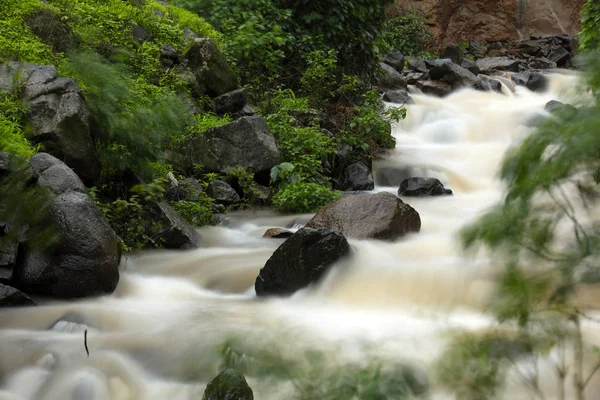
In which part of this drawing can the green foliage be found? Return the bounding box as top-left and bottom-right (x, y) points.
(273, 182), (341, 213)
(580, 0), (600, 52)
(91, 179), (168, 251)
(0, 92), (36, 158)
(170, 199), (214, 226)
(264, 89), (336, 184)
(380, 10), (435, 57)
(65, 51), (189, 180)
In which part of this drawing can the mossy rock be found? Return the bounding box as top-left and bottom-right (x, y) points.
(184, 38), (238, 98)
(202, 368), (253, 400)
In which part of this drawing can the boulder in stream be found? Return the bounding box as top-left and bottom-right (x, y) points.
(336, 161), (374, 191)
(378, 62), (407, 90)
(0, 283), (36, 307)
(263, 228), (293, 239)
(305, 191), (421, 240)
(202, 368), (253, 400)
(398, 177), (453, 197)
(255, 227), (351, 296)
(475, 57), (519, 74)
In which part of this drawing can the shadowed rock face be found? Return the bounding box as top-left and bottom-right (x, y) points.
(396, 0), (585, 47)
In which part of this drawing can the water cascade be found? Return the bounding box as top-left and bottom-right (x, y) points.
(1, 72), (597, 400)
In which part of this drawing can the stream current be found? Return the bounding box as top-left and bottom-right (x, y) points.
(0, 71), (596, 400)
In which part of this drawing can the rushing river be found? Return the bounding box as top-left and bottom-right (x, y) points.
(1, 72), (597, 400)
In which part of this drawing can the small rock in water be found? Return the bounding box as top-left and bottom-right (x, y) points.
(398, 177), (452, 197)
(202, 368), (254, 400)
(263, 228), (293, 239)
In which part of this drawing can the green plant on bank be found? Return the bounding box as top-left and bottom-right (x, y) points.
(170, 198), (214, 226)
(439, 49), (600, 399)
(580, 0), (600, 52)
(273, 182), (341, 213)
(0, 91), (36, 159)
(65, 51), (189, 181)
(379, 9), (435, 57)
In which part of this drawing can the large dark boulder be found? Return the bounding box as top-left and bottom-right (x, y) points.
(476, 57), (519, 74)
(336, 162), (374, 191)
(398, 177), (452, 197)
(378, 63), (407, 90)
(546, 44), (571, 67)
(517, 40), (542, 56)
(0, 63), (100, 184)
(428, 61), (478, 89)
(183, 38), (238, 97)
(202, 369), (253, 400)
(255, 228), (350, 296)
(383, 50), (405, 72)
(383, 89), (414, 105)
(10, 153), (120, 298)
(406, 57), (428, 73)
(207, 180), (240, 205)
(191, 116), (282, 173)
(305, 192), (421, 240)
(0, 283), (36, 307)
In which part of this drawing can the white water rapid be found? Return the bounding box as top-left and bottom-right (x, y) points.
(1, 72), (597, 400)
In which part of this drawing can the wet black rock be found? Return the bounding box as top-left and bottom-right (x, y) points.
(337, 161), (375, 191)
(147, 201), (203, 249)
(255, 228), (351, 296)
(461, 59), (480, 75)
(0, 283), (36, 307)
(202, 369), (254, 400)
(398, 177), (453, 197)
(512, 71), (548, 92)
(528, 57), (557, 70)
(428, 61), (478, 89)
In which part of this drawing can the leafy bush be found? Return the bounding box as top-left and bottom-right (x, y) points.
(0, 92), (36, 158)
(273, 182), (341, 213)
(380, 9), (435, 56)
(170, 198), (214, 226)
(65, 51), (189, 180)
(580, 0), (600, 52)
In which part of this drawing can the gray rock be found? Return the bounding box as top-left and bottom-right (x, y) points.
(468, 40), (488, 59)
(405, 72), (425, 84)
(547, 45), (571, 67)
(545, 100), (578, 118)
(14, 189), (121, 298)
(398, 177), (452, 196)
(423, 58), (453, 69)
(182, 27), (199, 41)
(337, 162), (374, 191)
(461, 59), (480, 75)
(213, 88), (248, 115)
(512, 71), (548, 92)
(191, 116), (282, 173)
(148, 202), (203, 248)
(165, 177), (204, 202)
(406, 57), (428, 73)
(202, 369), (254, 400)
(475, 76), (503, 92)
(207, 180), (240, 205)
(476, 57), (519, 74)
(382, 89), (414, 105)
(442, 44), (463, 64)
(528, 57), (557, 70)
(416, 80), (451, 97)
(255, 228), (351, 296)
(305, 191), (421, 240)
(29, 153), (86, 195)
(517, 40), (541, 56)
(375, 167), (415, 187)
(378, 62), (407, 90)
(0, 283), (36, 307)
(428, 61), (478, 88)
(383, 50), (405, 72)
(183, 38), (238, 97)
